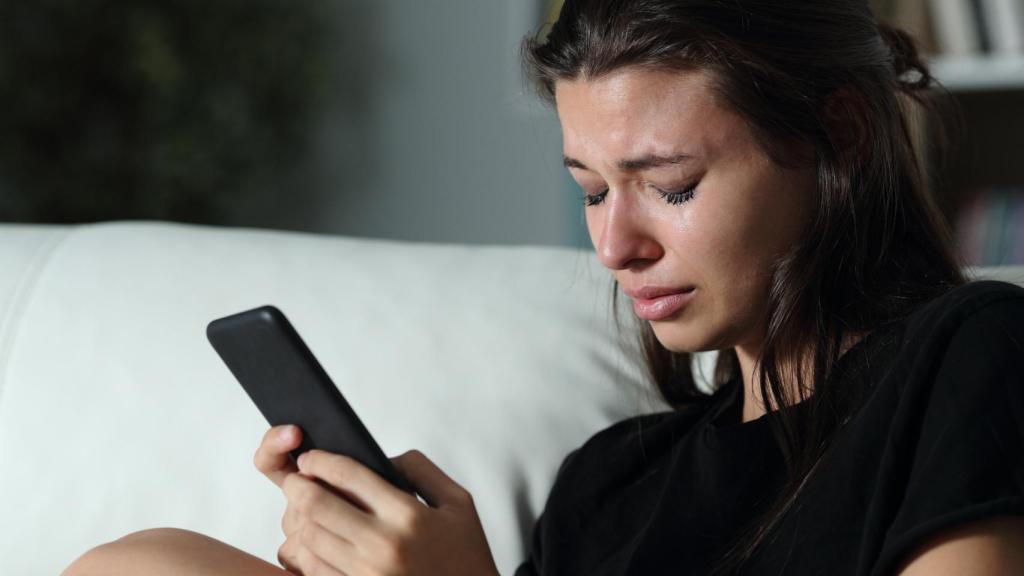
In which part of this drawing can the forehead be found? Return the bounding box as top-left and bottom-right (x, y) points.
(554, 67), (740, 161)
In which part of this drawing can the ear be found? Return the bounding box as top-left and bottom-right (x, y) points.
(822, 85), (871, 168)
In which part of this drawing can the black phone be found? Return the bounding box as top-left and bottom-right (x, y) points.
(206, 305), (415, 495)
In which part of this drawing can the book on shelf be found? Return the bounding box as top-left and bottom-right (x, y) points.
(876, 0), (1024, 58)
(931, 0), (982, 56)
(978, 0), (1024, 55)
(956, 187), (1024, 266)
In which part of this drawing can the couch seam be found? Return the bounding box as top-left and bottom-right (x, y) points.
(0, 226), (78, 410)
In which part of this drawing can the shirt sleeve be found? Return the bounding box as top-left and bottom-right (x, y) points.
(873, 295), (1024, 575)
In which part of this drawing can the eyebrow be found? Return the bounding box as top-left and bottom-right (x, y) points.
(562, 153), (696, 172)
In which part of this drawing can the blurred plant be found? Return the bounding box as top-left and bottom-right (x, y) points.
(0, 0), (336, 223)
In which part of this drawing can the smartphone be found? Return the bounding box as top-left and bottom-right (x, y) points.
(206, 305), (415, 495)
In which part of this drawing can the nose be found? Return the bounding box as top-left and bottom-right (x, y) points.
(592, 191), (663, 271)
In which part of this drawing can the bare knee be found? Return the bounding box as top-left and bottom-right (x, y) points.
(63, 528), (190, 576)
(62, 528), (285, 576)
(61, 538), (121, 576)
(114, 527), (198, 544)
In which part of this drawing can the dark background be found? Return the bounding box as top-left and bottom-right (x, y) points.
(1, 0), (1020, 260)
(0, 0), (580, 246)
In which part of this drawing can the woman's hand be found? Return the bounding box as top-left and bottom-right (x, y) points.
(254, 425), (303, 488)
(277, 448), (500, 576)
(254, 425), (308, 544)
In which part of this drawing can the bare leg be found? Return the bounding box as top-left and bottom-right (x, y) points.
(62, 528), (290, 576)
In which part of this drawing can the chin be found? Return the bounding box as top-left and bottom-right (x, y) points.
(647, 319), (704, 352)
(647, 321), (718, 354)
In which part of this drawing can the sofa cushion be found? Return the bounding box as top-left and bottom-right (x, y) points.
(0, 221), (663, 575)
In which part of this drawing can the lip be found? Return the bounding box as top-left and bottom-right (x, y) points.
(624, 285), (696, 300)
(627, 286), (696, 321)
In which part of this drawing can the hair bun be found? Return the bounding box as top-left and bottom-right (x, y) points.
(877, 21), (933, 92)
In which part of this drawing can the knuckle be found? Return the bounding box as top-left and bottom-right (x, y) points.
(326, 454), (355, 480)
(282, 474), (310, 508)
(450, 485), (474, 505)
(310, 560), (337, 576)
(393, 503), (425, 533)
(296, 543), (317, 575)
(321, 456), (362, 490)
(298, 522), (315, 547)
(276, 541), (287, 562)
(283, 506), (301, 536)
(282, 472), (301, 493)
(281, 472), (298, 494)
(277, 539), (296, 572)
(397, 449), (426, 469)
(457, 487), (476, 507)
(294, 483), (323, 515)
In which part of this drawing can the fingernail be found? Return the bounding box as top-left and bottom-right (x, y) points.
(278, 426), (294, 443)
(297, 452), (307, 469)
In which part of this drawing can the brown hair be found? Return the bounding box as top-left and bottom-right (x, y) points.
(523, 0), (966, 571)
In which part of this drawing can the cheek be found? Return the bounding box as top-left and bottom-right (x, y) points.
(680, 200), (762, 286)
(696, 172), (801, 280)
(583, 211), (601, 247)
(673, 186), (785, 327)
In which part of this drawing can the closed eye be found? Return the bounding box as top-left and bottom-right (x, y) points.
(582, 183), (698, 207)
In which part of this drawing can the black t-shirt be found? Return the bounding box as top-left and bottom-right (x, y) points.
(515, 280), (1024, 576)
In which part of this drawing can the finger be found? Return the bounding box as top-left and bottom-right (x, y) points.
(277, 536), (304, 575)
(391, 449), (470, 508)
(297, 450), (414, 516)
(282, 503), (303, 537)
(282, 471), (378, 545)
(295, 541), (349, 576)
(255, 425), (303, 488)
(298, 520), (362, 576)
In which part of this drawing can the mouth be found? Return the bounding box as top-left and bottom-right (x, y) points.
(625, 285), (696, 300)
(629, 286), (697, 321)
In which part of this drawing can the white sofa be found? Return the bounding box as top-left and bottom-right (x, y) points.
(2, 222), (1021, 575)
(0, 221), (668, 575)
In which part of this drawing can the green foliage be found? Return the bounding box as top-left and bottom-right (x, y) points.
(0, 0), (336, 223)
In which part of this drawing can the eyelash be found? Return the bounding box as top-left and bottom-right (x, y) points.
(581, 184), (697, 207)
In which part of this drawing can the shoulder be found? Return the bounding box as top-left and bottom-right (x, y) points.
(939, 280), (1024, 356)
(553, 411), (675, 481)
(577, 391), (724, 460)
(545, 396), (717, 506)
(905, 279), (1024, 336)
(883, 279), (1024, 408)
(893, 280), (1024, 372)
(868, 281), (1024, 574)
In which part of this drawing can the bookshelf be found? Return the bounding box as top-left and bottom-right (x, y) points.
(921, 75), (1024, 267)
(931, 54), (1024, 91)
(881, 0), (1024, 267)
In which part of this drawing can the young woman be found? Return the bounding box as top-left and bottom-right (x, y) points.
(64, 1), (1024, 575)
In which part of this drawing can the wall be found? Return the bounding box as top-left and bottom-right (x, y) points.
(276, 0), (585, 247)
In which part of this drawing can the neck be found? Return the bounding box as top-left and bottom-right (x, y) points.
(733, 331), (869, 423)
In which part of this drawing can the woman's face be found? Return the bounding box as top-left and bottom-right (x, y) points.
(555, 67), (816, 354)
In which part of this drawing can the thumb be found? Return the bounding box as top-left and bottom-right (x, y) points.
(391, 450), (467, 508)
